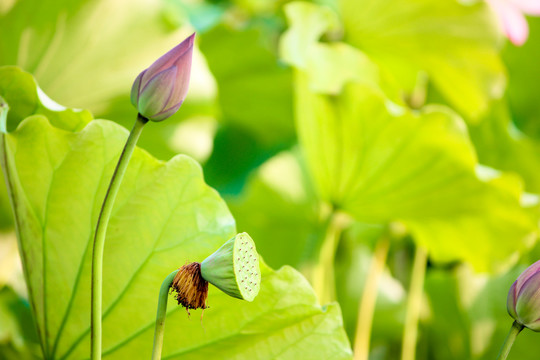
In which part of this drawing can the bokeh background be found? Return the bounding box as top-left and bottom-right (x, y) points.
(2, 0), (540, 359)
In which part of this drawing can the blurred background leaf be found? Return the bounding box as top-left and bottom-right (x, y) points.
(291, 72), (536, 271)
(340, 0), (505, 120)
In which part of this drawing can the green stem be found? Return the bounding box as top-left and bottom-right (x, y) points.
(152, 270), (179, 360)
(90, 114), (148, 360)
(313, 212), (347, 304)
(401, 245), (427, 360)
(353, 235), (390, 360)
(496, 321), (524, 360)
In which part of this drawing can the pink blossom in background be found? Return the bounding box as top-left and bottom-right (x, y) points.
(486, 0), (540, 46)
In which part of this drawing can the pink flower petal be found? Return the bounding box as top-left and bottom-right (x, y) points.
(508, 281), (519, 319)
(516, 259), (540, 294)
(515, 271), (540, 328)
(487, 0), (530, 46)
(509, 0), (540, 15)
(138, 66), (178, 119)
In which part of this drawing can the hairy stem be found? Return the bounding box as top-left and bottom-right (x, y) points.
(152, 270), (179, 360)
(353, 235), (390, 360)
(496, 321), (524, 360)
(91, 114), (148, 360)
(401, 245), (427, 360)
(313, 212), (348, 304)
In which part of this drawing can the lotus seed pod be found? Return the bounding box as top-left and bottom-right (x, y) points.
(201, 232), (261, 301)
(507, 259), (540, 331)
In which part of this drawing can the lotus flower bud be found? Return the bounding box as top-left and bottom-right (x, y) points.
(171, 233), (261, 314)
(130, 33), (194, 122)
(507, 259), (540, 331)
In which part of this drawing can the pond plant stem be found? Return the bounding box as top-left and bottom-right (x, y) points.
(401, 245), (427, 360)
(151, 270), (179, 360)
(353, 235), (390, 360)
(496, 321), (524, 360)
(313, 211), (348, 304)
(90, 114), (148, 360)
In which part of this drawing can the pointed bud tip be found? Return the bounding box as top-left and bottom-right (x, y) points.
(168, 32), (196, 58)
(187, 32), (196, 44)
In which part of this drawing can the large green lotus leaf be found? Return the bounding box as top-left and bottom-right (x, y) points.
(340, 0), (505, 120)
(0, 67), (352, 359)
(0, 0), (188, 114)
(279, 5), (537, 270)
(0, 63), (94, 230)
(293, 70), (536, 271)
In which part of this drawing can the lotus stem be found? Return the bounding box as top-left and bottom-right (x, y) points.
(90, 114), (148, 360)
(496, 321), (524, 360)
(313, 212), (348, 304)
(151, 270), (179, 360)
(401, 245), (427, 360)
(353, 235), (390, 360)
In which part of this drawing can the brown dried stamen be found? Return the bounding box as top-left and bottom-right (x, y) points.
(171, 262), (208, 313)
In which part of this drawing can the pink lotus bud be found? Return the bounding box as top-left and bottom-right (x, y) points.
(130, 33), (195, 121)
(507, 259), (540, 331)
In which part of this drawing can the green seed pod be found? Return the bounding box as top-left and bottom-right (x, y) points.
(201, 232), (261, 301)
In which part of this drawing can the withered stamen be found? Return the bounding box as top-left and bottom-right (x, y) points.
(171, 262), (208, 312)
